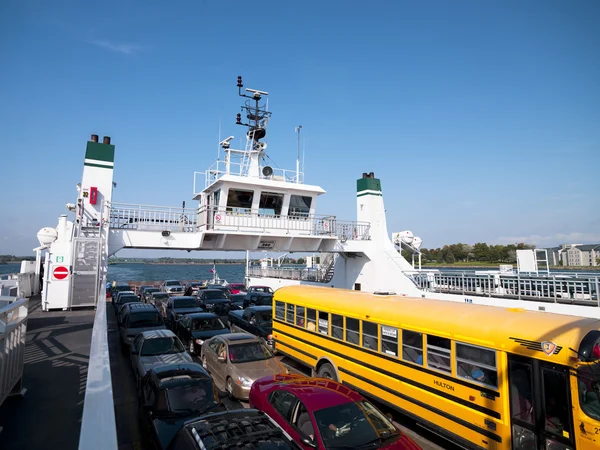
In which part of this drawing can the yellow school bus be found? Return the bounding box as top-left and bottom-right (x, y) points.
(271, 285), (600, 450)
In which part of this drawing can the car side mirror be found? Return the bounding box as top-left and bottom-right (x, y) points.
(300, 437), (317, 448)
(385, 413), (393, 422)
(217, 356), (226, 363)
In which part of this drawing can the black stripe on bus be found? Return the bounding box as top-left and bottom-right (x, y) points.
(339, 368), (502, 444)
(274, 326), (501, 420)
(273, 318), (499, 398)
(273, 319), (500, 401)
(273, 339), (318, 360)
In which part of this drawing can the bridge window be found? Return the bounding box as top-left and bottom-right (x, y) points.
(289, 195), (312, 217)
(381, 326), (398, 357)
(295, 306), (305, 327)
(346, 318), (359, 345)
(331, 314), (343, 340)
(286, 304), (294, 324)
(456, 343), (498, 388)
(362, 321), (378, 351)
(259, 192), (284, 216)
(402, 330), (423, 365)
(307, 308), (317, 331)
(427, 335), (452, 374)
(318, 312), (329, 335)
(227, 189), (253, 213)
(275, 301), (285, 320)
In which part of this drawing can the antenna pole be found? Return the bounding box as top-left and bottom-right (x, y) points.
(295, 125), (302, 184)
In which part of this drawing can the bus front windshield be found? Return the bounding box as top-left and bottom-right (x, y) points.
(577, 362), (600, 421)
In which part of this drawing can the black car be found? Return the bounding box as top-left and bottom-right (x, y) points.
(243, 291), (273, 309)
(201, 298), (233, 322)
(119, 303), (166, 351)
(110, 282), (132, 298)
(114, 293), (141, 317)
(138, 363), (226, 450)
(205, 284), (231, 294)
(166, 296), (204, 328)
(228, 293), (246, 311)
(175, 313), (230, 355)
(196, 289), (230, 304)
(167, 409), (301, 450)
(150, 292), (170, 315)
(142, 287), (160, 302)
(184, 281), (206, 297)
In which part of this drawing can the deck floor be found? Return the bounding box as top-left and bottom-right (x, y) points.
(0, 296), (95, 450)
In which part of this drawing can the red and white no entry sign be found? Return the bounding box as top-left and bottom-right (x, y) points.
(215, 214), (222, 222)
(53, 266), (69, 280)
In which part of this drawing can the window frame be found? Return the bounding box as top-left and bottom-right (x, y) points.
(426, 335), (452, 374)
(455, 341), (498, 389)
(285, 303), (295, 324)
(362, 320), (379, 351)
(331, 314), (343, 340)
(345, 317), (359, 345)
(306, 308), (317, 331)
(380, 325), (398, 357)
(401, 329), (423, 365)
(275, 301), (285, 320)
(318, 311), (329, 335)
(295, 306), (305, 327)
(226, 188), (254, 213)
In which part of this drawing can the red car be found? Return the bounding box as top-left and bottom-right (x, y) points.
(249, 374), (421, 450)
(227, 283), (247, 295)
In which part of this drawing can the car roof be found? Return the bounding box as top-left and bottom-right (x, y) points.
(202, 289), (228, 293)
(216, 333), (258, 344)
(171, 296), (197, 300)
(151, 292), (169, 296)
(251, 292), (273, 297)
(183, 312), (218, 320)
(248, 305), (272, 312)
(125, 303), (159, 312)
(262, 375), (363, 411)
(149, 362), (211, 381)
(141, 329), (176, 339)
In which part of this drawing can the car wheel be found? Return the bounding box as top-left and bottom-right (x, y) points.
(226, 377), (235, 400)
(189, 340), (195, 355)
(317, 362), (338, 381)
(202, 355), (208, 370)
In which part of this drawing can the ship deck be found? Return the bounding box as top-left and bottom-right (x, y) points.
(0, 294), (453, 450)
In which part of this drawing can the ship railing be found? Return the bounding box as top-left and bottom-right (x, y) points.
(409, 270), (600, 306)
(198, 206), (371, 240)
(0, 272), (37, 298)
(194, 162), (304, 193)
(0, 296), (28, 409)
(248, 265), (328, 282)
(108, 202), (198, 232)
(78, 269), (117, 449)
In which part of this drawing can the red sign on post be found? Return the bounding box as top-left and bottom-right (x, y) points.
(53, 266), (69, 280)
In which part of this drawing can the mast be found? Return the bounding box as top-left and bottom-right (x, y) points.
(295, 125), (302, 184)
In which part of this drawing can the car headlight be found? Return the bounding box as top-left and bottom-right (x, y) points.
(237, 376), (253, 388)
(195, 339), (204, 345)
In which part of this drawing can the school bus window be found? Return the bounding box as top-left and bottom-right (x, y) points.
(456, 342), (498, 388)
(362, 321), (378, 351)
(542, 369), (571, 437)
(318, 311), (329, 335)
(307, 308), (316, 331)
(381, 325), (398, 357)
(346, 317), (359, 345)
(285, 303), (294, 324)
(427, 335), (451, 374)
(295, 306), (305, 327)
(402, 330), (423, 365)
(331, 314), (343, 340)
(510, 361), (534, 424)
(577, 365), (600, 421)
(275, 301), (285, 320)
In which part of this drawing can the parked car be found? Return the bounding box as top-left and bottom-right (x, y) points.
(162, 280), (184, 296)
(228, 293), (246, 310)
(200, 333), (287, 400)
(249, 374), (422, 450)
(196, 289), (230, 306)
(114, 292), (141, 316)
(113, 290), (135, 310)
(200, 286), (231, 298)
(130, 330), (192, 380)
(247, 285), (274, 294)
(166, 409), (301, 450)
(110, 282), (132, 298)
(150, 292), (170, 315)
(227, 282), (247, 294)
(228, 306), (273, 347)
(175, 312), (230, 355)
(184, 281), (206, 296)
(165, 296), (204, 328)
(202, 298), (233, 323)
(141, 287), (160, 302)
(119, 303), (166, 351)
(137, 285), (154, 300)
(138, 362), (226, 450)
(243, 291), (273, 308)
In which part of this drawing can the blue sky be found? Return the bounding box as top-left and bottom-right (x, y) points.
(1, 0), (599, 257)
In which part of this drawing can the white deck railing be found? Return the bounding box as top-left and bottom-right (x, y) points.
(0, 296), (28, 408)
(410, 270), (600, 305)
(108, 203), (371, 241)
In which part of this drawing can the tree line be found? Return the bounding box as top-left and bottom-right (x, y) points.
(402, 242), (536, 264)
(0, 255), (35, 264)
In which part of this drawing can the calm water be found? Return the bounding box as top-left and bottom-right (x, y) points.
(107, 263), (247, 283)
(0, 263), (21, 276)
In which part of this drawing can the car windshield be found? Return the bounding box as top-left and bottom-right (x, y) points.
(229, 342), (273, 363)
(161, 381), (216, 413)
(577, 362), (600, 421)
(192, 317), (225, 331)
(145, 288), (159, 294)
(255, 312), (272, 327)
(140, 337), (185, 356)
(120, 296), (139, 305)
(165, 281), (181, 286)
(252, 287), (273, 293)
(313, 400), (399, 449)
(152, 293), (169, 300)
(174, 298), (199, 309)
(203, 291), (228, 300)
(129, 311), (163, 327)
